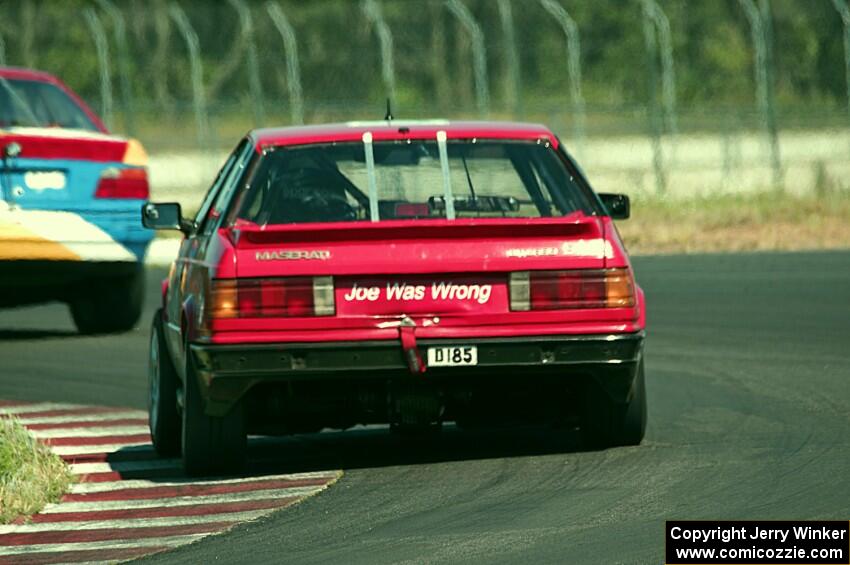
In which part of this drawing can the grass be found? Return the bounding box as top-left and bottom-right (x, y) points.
(0, 416), (74, 524)
(617, 189), (850, 255)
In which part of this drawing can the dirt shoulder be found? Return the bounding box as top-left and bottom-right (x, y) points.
(616, 190), (850, 255)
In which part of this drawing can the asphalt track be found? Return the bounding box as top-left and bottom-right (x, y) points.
(1, 251), (849, 564)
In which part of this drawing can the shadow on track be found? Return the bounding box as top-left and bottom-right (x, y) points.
(0, 328), (78, 341)
(105, 424), (587, 483)
(250, 425), (588, 475)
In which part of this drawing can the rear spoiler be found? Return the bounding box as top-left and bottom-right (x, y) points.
(229, 215), (602, 247)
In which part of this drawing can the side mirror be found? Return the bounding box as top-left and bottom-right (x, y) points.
(142, 202), (195, 235)
(598, 193), (630, 220)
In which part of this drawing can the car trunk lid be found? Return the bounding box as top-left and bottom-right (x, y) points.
(225, 215), (609, 322)
(0, 127), (132, 207)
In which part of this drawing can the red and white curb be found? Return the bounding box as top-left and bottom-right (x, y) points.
(0, 401), (341, 564)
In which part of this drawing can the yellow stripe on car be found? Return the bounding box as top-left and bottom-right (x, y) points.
(0, 220), (81, 261)
(0, 209), (135, 262)
(122, 138), (149, 166)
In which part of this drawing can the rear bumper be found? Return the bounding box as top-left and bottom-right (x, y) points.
(190, 332), (645, 416)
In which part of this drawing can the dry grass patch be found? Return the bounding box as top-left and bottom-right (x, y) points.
(617, 189), (850, 255)
(0, 416), (73, 524)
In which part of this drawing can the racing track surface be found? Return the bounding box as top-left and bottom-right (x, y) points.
(1, 251), (849, 564)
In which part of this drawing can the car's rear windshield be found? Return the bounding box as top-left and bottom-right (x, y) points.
(0, 77), (99, 132)
(234, 139), (595, 225)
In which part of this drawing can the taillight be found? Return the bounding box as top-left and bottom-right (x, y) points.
(94, 167), (149, 199)
(210, 277), (335, 319)
(509, 269), (634, 311)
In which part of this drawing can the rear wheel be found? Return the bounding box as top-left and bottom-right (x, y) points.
(70, 268), (144, 334)
(581, 359), (647, 449)
(148, 310), (181, 456)
(182, 352), (246, 476)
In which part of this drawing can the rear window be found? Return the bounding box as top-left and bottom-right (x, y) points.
(234, 139), (594, 225)
(0, 77), (99, 132)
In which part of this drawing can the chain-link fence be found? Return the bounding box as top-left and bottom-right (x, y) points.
(2, 0), (850, 204)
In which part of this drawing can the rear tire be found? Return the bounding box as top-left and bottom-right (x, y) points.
(148, 310), (181, 457)
(581, 359), (647, 449)
(182, 352), (246, 477)
(70, 268), (144, 334)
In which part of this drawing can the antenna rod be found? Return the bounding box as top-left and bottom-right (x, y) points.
(384, 98), (394, 122)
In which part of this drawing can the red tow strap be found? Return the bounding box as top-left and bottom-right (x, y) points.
(399, 325), (426, 374)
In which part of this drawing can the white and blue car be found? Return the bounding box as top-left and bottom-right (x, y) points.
(0, 67), (153, 333)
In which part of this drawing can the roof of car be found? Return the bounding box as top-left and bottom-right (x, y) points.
(251, 120), (559, 150)
(0, 66), (60, 83)
(0, 66), (108, 133)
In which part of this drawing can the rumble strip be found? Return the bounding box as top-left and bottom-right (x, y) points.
(0, 401), (341, 564)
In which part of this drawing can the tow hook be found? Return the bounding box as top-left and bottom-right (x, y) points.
(398, 316), (426, 375)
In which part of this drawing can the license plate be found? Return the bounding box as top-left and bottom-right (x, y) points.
(427, 346), (478, 367)
(24, 171), (66, 190)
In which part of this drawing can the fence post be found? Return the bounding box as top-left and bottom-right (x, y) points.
(94, 0), (136, 136)
(266, 2), (304, 125)
(739, 0), (782, 191)
(759, 0), (782, 191)
(640, 0), (666, 195)
(647, 1), (677, 140)
(830, 0), (850, 151)
(230, 0), (265, 125)
(497, 0), (521, 116)
(169, 3), (211, 152)
(539, 0), (585, 157)
(84, 8), (114, 131)
(21, 3), (36, 69)
(362, 0), (397, 108)
(445, 0), (490, 118)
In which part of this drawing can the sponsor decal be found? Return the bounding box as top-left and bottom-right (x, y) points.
(256, 249), (331, 261)
(506, 247), (559, 258)
(506, 239), (615, 259)
(343, 281), (492, 305)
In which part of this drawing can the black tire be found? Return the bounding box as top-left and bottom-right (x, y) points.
(182, 351), (246, 477)
(148, 310), (181, 457)
(581, 359), (647, 449)
(70, 268), (144, 334)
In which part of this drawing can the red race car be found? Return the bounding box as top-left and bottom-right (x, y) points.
(143, 120), (647, 475)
